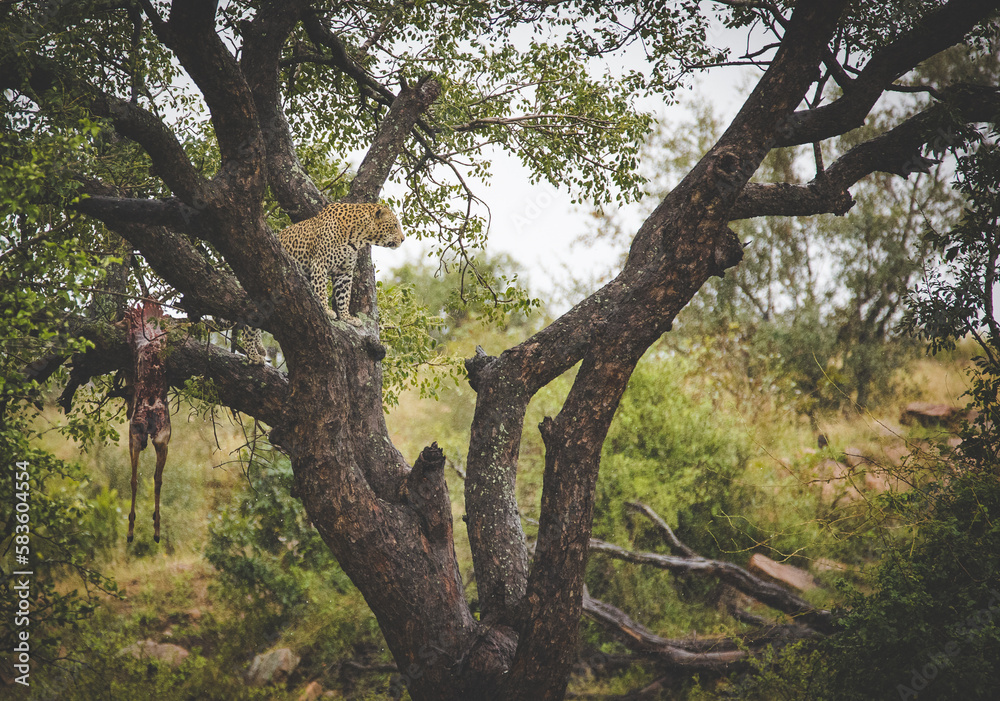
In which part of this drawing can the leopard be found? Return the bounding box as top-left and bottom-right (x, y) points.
(241, 202), (405, 365)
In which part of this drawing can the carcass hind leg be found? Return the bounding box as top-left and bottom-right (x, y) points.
(152, 429), (170, 543)
(128, 437), (140, 543)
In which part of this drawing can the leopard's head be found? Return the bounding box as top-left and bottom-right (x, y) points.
(371, 204), (404, 249)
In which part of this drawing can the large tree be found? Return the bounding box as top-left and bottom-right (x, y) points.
(3, 1), (999, 698)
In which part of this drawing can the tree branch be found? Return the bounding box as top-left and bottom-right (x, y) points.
(776, 0), (998, 148)
(344, 76), (442, 203)
(582, 588), (816, 672)
(72, 194), (199, 231)
(730, 84), (1000, 220)
(144, 0), (264, 196)
(582, 589), (749, 671)
(301, 9), (401, 111)
(587, 537), (834, 633)
(624, 501), (698, 558)
(338, 76), (441, 326)
(503, 4), (850, 696)
(467, 0), (847, 639)
(71, 184), (255, 324)
(61, 317), (288, 426)
(240, 0), (326, 223)
(1, 54), (207, 202)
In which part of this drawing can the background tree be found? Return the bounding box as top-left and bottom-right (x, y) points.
(3, 1), (1000, 699)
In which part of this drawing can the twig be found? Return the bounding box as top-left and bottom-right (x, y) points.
(447, 458), (467, 480)
(624, 501), (697, 558)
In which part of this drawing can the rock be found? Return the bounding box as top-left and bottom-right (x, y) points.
(298, 681), (324, 700)
(248, 647), (300, 686)
(748, 553), (818, 591)
(118, 640), (190, 668)
(864, 470), (892, 491)
(882, 442), (911, 466)
(843, 447), (867, 467)
(812, 557), (847, 574)
(902, 402), (961, 428)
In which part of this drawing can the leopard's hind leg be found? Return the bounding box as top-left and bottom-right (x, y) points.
(240, 327), (267, 365)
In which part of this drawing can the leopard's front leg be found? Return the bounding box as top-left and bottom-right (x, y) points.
(308, 257), (338, 318)
(332, 272), (362, 326)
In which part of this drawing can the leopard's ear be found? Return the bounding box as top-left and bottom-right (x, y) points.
(374, 206), (387, 219)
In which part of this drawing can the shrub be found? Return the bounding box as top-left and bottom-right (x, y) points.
(734, 467), (1000, 701)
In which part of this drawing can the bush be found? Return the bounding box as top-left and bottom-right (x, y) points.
(735, 467), (1000, 701)
(0, 436), (122, 663)
(205, 457), (344, 633)
(41, 623), (276, 701)
(594, 349), (752, 557)
(203, 451), (393, 695)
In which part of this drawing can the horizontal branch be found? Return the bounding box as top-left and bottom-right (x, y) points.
(582, 589), (748, 671)
(582, 588), (817, 672)
(165, 334), (289, 425)
(730, 180), (856, 219)
(73, 194), (200, 231)
(822, 83), (1000, 184)
(65, 317), (288, 425)
(0, 54), (207, 201)
(71, 184), (254, 323)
